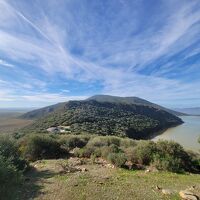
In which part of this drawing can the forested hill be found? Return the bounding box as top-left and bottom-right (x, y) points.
(21, 100), (183, 139)
(87, 95), (186, 116)
(21, 95), (185, 120)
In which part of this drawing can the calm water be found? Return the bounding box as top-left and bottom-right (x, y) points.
(153, 116), (200, 152)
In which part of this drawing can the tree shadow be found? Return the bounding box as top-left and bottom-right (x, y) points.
(19, 167), (60, 200)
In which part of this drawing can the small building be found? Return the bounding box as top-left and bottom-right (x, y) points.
(47, 127), (59, 133)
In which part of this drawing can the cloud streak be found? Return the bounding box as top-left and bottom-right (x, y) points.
(0, 0), (200, 107)
(0, 59), (14, 68)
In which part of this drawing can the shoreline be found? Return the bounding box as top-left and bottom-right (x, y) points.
(147, 121), (184, 140)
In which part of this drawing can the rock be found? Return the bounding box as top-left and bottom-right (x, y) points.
(106, 164), (115, 168)
(179, 190), (199, 200)
(125, 161), (133, 169)
(161, 189), (173, 195)
(102, 176), (110, 180)
(145, 166), (159, 173)
(188, 186), (196, 191)
(155, 185), (162, 190)
(68, 157), (83, 166)
(155, 186), (174, 195)
(81, 168), (88, 172)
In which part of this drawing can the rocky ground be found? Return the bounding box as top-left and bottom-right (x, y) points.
(19, 158), (200, 200)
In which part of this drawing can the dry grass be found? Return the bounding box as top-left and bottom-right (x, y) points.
(0, 112), (33, 134)
(19, 159), (200, 200)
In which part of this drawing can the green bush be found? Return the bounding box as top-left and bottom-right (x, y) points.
(0, 136), (28, 171)
(87, 136), (120, 147)
(100, 144), (121, 158)
(107, 152), (127, 167)
(0, 155), (22, 199)
(152, 140), (193, 172)
(74, 146), (96, 158)
(59, 135), (90, 150)
(152, 153), (183, 172)
(20, 135), (65, 161)
(187, 151), (200, 172)
(119, 138), (137, 148)
(124, 140), (196, 172)
(129, 141), (156, 165)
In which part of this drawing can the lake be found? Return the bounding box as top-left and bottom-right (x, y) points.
(153, 116), (200, 152)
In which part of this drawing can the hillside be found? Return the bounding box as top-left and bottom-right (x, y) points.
(21, 102), (66, 119)
(87, 95), (186, 116)
(21, 95), (185, 120)
(21, 99), (183, 139)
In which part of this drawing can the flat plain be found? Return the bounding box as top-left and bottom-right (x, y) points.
(0, 112), (33, 134)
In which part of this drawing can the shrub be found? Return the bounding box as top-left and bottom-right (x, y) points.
(86, 136), (110, 147)
(124, 140), (196, 172)
(59, 135), (90, 150)
(119, 138), (137, 148)
(107, 152), (127, 167)
(151, 153), (183, 172)
(87, 136), (120, 147)
(108, 137), (121, 146)
(0, 155), (22, 199)
(20, 135), (65, 161)
(0, 136), (28, 171)
(153, 140), (192, 172)
(129, 141), (156, 165)
(100, 144), (121, 158)
(92, 147), (102, 158)
(187, 151), (200, 172)
(74, 146), (96, 158)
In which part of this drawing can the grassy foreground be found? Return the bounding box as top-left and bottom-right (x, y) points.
(19, 159), (200, 200)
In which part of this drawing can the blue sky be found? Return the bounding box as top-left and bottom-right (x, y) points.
(0, 0), (200, 108)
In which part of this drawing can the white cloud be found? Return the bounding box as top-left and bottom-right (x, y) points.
(0, 59), (14, 68)
(0, 0), (199, 107)
(21, 93), (87, 103)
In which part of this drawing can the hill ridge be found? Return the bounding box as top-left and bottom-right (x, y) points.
(20, 98), (183, 139)
(21, 95), (186, 120)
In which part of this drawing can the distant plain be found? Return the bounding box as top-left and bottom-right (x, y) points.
(0, 111), (33, 134)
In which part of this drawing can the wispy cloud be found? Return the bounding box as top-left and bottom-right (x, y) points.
(0, 0), (199, 107)
(0, 59), (14, 68)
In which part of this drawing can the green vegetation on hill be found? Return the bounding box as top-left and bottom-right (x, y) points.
(87, 95), (186, 116)
(21, 95), (185, 120)
(21, 100), (183, 139)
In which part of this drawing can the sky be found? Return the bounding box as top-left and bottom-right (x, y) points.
(0, 0), (200, 108)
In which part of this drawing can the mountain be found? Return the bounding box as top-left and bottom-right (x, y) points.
(21, 96), (183, 139)
(21, 103), (66, 119)
(174, 107), (200, 115)
(22, 95), (185, 120)
(87, 95), (186, 116)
